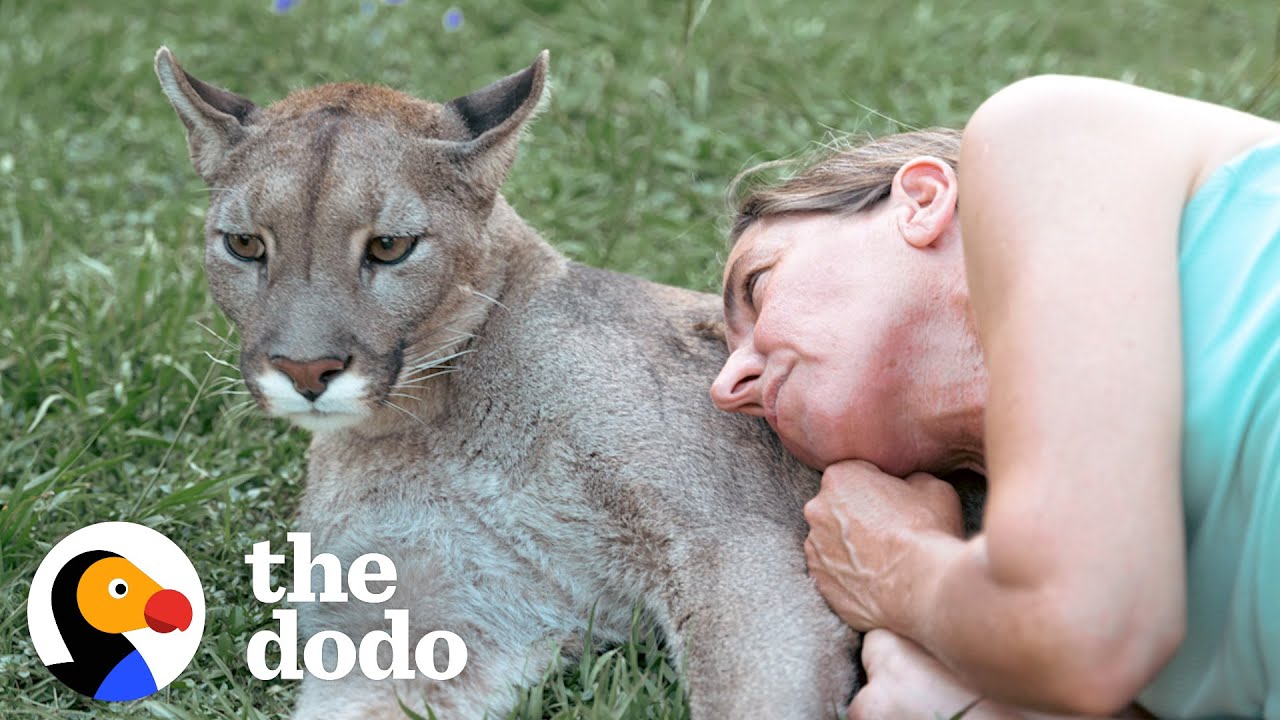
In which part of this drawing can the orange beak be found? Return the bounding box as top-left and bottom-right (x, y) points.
(144, 588), (192, 633)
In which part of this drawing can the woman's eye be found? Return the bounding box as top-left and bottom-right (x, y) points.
(366, 235), (418, 265)
(745, 270), (766, 310)
(224, 233), (266, 262)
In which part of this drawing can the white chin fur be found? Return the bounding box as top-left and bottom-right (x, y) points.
(285, 410), (366, 433)
(256, 369), (371, 432)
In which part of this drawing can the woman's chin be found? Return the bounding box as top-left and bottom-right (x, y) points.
(777, 432), (828, 471)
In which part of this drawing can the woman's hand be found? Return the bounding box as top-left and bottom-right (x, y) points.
(803, 460), (964, 633)
(851, 629), (1017, 720)
(852, 630), (1141, 720)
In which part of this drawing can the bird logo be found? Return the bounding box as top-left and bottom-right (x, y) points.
(27, 522), (205, 702)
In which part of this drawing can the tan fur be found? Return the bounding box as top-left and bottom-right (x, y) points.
(156, 47), (866, 719)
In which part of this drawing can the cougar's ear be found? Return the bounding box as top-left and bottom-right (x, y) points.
(154, 47), (259, 181)
(444, 50), (549, 197)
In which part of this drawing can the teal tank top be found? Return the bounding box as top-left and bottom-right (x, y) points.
(1138, 138), (1280, 719)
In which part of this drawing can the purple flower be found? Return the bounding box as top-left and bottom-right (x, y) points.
(443, 6), (464, 31)
(272, 0), (298, 13)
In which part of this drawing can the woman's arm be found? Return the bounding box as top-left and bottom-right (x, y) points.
(846, 628), (1155, 720)
(804, 75), (1280, 713)
(895, 75), (1219, 714)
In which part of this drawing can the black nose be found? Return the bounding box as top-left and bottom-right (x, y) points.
(269, 356), (349, 401)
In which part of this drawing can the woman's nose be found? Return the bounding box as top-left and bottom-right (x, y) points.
(710, 347), (766, 415)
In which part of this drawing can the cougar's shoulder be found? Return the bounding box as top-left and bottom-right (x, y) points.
(526, 262), (725, 368)
(469, 259), (818, 522)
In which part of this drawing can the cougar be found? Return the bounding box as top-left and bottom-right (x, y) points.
(157, 47), (890, 719)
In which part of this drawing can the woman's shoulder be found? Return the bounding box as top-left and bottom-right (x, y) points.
(961, 74), (1280, 202)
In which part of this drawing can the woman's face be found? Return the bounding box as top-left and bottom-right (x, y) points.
(711, 209), (934, 474)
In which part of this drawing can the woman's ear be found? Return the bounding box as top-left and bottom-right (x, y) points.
(891, 156), (959, 249)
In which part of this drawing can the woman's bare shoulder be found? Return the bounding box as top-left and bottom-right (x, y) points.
(961, 74), (1280, 200)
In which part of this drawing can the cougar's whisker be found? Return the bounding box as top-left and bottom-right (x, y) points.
(469, 289), (509, 312)
(402, 348), (473, 373)
(186, 185), (233, 196)
(401, 363), (461, 380)
(391, 377), (454, 392)
(406, 330), (473, 353)
(402, 342), (474, 369)
(203, 351), (242, 374)
(380, 399), (430, 429)
(393, 368), (457, 387)
(221, 399), (257, 423)
(194, 320), (240, 350)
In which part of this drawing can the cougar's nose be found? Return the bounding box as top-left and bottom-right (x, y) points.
(270, 356), (349, 402)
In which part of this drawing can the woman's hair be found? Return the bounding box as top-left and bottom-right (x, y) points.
(726, 127), (962, 245)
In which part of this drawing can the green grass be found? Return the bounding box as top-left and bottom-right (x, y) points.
(1, 0), (1278, 717)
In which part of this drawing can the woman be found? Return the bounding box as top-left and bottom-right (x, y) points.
(709, 74), (1280, 719)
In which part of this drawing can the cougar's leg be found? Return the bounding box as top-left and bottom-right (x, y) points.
(659, 527), (858, 720)
(289, 632), (557, 720)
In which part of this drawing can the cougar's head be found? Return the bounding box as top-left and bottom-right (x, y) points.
(155, 48), (547, 432)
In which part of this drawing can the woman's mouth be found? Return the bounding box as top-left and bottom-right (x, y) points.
(762, 369), (789, 429)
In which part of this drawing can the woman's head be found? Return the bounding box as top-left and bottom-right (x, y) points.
(725, 128), (964, 247)
(711, 128), (985, 475)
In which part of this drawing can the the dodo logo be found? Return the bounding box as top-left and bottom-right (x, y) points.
(27, 522), (205, 701)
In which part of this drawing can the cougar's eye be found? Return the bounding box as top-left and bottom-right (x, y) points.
(366, 235), (418, 265)
(224, 233), (266, 262)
